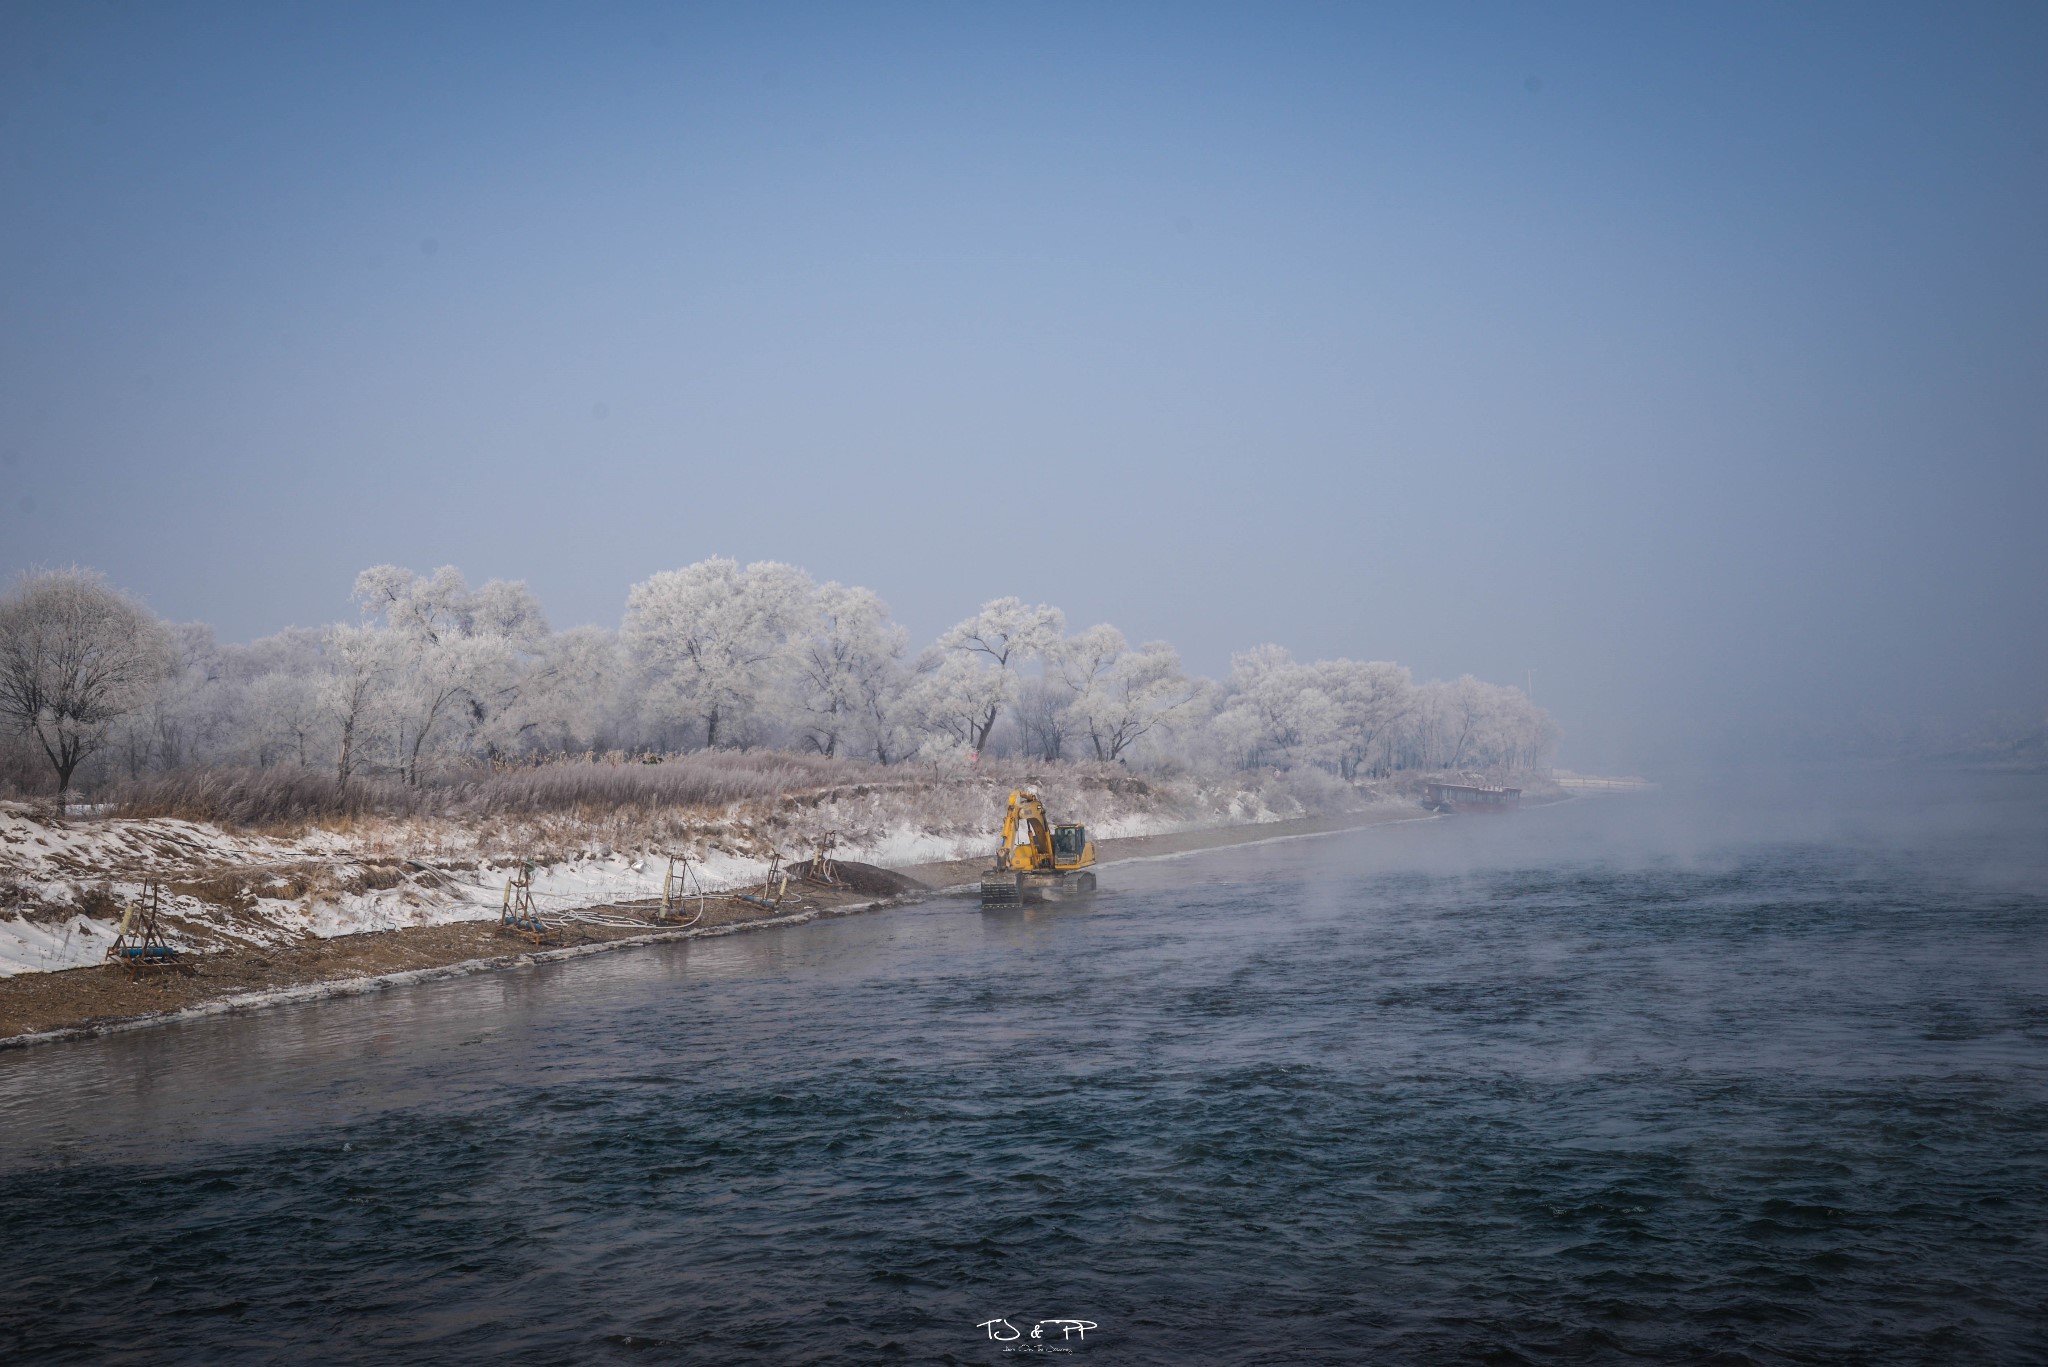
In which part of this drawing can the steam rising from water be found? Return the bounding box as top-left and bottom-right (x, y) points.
(2, 772), (2042, 1362)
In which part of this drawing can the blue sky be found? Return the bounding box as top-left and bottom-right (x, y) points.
(3, 2), (2044, 769)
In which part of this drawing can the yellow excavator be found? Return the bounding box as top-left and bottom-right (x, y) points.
(980, 789), (1098, 907)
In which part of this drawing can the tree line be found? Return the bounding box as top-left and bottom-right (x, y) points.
(0, 562), (1559, 799)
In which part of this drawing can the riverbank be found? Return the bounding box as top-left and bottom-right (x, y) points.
(0, 763), (1378, 977)
(0, 804), (1442, 1047)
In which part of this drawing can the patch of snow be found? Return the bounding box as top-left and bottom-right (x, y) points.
(0, 915), (121, 976)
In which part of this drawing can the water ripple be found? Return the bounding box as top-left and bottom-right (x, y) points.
(2, 778), (2045, 1362)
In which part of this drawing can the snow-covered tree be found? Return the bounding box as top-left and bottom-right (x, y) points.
(793, 583), (907, 758)
(0, 555), (1565, 792)
(353, 564), (471, 644)
(1311, 659), (1415, 780)
(1014, 675), (1075, 760)
(1390, 676), (1556, 771)
(623, 558), (816, 749)
(935, 597), (1065, 754)
(394, 635), (513, 783)
(323, 624), (394, 784)
(352, 565), (552, 779)
(238, 626), (330, 681)
(1439, 675), (1491, 769)
(0, 568), (172, 799)
(1053, 624), (1126, 700)
(498, 625), (625, 753)
(245, 671), (327, 767)
(154, 624), (234, 771)
(1219, 645), (1338, 770)
(1067, 635), (1201, 763)
(108, 621), (231, 777)
(1051, 625), (1201, 763)
(905, 648), (1002, 759)
(465, 578), (550, 648)
(856, 653), (923, 766)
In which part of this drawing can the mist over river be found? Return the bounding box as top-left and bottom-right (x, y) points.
(2, 771), (2044, 1364)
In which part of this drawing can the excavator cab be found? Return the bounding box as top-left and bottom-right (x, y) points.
(1051, 824), (1089, 867)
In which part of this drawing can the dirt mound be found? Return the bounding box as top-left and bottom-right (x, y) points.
(786, 859), (927, 896)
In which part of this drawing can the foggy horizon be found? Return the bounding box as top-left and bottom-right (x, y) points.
(6, 3), (2045, 773)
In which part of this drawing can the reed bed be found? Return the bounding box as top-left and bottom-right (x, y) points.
(108, 752), (888, 827)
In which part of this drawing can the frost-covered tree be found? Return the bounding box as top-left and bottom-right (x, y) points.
(1458, 679), (1557, 770)
(1014, 675), (1075, 760)
(395, 635), (514, 783)
(904, 649), (1001, 759)
(1390, 676), (1556, 771)
(0, 569), (173, 799)
(794, 583), (907, 758)
(1311, 659), (1415, 780)
(1053, 624), (1126, 699)
(465, 578), (551, 648)
(1219, 645), (1338, 770)
(498, 625), (625, 753)
(1063, 631), (1201, 762)
(239, 626), (330, 680)
(353, 565), (549, 779)
(855, 659), (922, 765)
(1199, 696), (1268, 773)
(353, 564), (471, 645)
(455, 580), (551, 758)
(245, 671), (327, 767)
(323, 624), (394, 784)
(0, 556), (1567, 791)
(1438, 675), (1491, 769)
(936, 597), (1065, 754)
(126, 623), (237, 775)
(623, 558), (816, 749)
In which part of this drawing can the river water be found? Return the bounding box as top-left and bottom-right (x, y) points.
(2, 771), (2044, 1363)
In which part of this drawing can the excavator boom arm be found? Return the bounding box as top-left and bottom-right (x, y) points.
(999, 790), (1058, 871)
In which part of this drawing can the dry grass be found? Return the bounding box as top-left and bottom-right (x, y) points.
(112, 767), (410, 826)
(96, 752), (1400, 865)
(454, 751), (874, 816)
(106, 752), (890, 828)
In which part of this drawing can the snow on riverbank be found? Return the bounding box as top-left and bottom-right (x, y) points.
(0, 766), (1404, 977)
(0, 914), (124, 976)
(0, 812), (789, 977)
